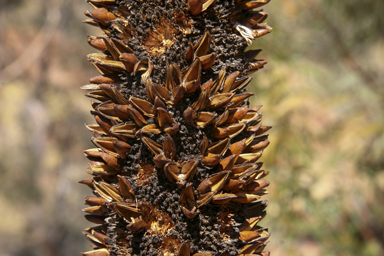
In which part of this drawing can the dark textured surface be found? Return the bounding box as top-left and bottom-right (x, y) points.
(117, 0), (249, 85)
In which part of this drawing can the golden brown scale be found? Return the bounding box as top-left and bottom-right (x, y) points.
(81, 0), (272, 255)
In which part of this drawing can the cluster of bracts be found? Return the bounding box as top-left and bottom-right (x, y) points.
(80, 0), (272, 255)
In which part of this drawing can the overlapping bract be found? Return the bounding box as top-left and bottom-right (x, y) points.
(81, 0), (272, 255)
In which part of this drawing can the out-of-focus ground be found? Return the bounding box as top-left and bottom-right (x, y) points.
(0, 0), (383, 255)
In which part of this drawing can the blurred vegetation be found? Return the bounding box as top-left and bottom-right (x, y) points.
(0, 0), (383, 256)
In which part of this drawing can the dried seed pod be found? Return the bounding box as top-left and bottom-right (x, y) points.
(233, 192), (261, 204)
(89, 75), (118, 84)
(129, 96), (154, 117)
(119, 53), (138, 73)
(82, 205), (108, 215)
(180, 184), (198, 218)
(127, 106), (147, 127)
(194, 111), (218, 127)
(85, 8), (116, 24)
(126, 216), (147, 232)
(193, 252), (212, 256)
(218, 154), (237, 171)
(238, 0), (271, 10)
(81, 0), (272, 254)
(156, 107), (173, 127)
(188, 0), (203, 16)
(164, 161), (198, 188)
(94, 181), (123, 202)
(85, 196), (107, 206)
(183, 58), (201, 94)
(208, 93), (235, 110)
(197, 170), (231, 194)
(81, 248), (110, 256)
(114, 202), (141, 219)
(185, 43), (194, 63)
(223, 179), (246, 192)
(177, 241), (190, 256)
(117, 175), (135, 200)
(88, 35), (107, 51)
(84, 215), (105, 225)
(211, 193), (237, 204)
(136, 124), (161, 137)
(212, 123), (246, 139)
(142, 137), (163, 156)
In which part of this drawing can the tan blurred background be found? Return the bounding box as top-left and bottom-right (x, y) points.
(0, 0), (383, 255)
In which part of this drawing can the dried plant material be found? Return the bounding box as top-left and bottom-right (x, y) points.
(81, 0), (272, 255)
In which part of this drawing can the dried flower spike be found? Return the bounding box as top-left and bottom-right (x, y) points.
(81, 0), (272, 255)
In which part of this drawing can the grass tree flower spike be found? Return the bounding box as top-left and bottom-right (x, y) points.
(81, 0), (272, 255)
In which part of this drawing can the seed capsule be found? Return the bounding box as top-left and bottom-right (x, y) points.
(188, 0), (203, 16)
(88, 35), (107, 51)
(117, 175), (135, 200)
(119, 53), (138, 73)
(180, 184), (198, 218)
(115, 202), (141, 219)
(177, 241), (190, 256)
(85, 196), (107, 206)
(126, 216), (147, 232)
(211, 193), (237, 204)
(82, 205), (108, 216)
(85, 8), (116, 24)
(81, 248), (110, 256)
(237, 0), (271, 9)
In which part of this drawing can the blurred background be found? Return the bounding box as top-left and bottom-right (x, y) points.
(0, 0), (383, 255)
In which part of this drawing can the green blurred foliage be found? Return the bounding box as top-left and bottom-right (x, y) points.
(0, 0), (383, 256)
(249, 1), (384, 255)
